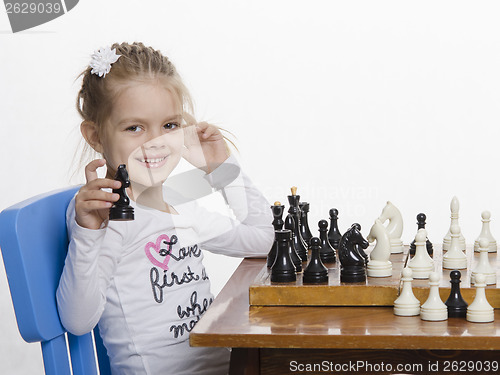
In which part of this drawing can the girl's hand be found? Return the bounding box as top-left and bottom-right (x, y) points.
(182, 113), (230, 173)
(75, 159), (121, 230)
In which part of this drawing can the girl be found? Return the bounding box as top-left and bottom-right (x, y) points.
(56, 42), (274, 375)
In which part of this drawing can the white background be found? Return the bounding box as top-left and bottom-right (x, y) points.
(1, 1), (500, 373)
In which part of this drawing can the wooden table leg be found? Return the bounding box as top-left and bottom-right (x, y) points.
(229, 348), (260, 375)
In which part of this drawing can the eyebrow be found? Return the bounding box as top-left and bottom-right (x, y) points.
(116, 114), (183, 126)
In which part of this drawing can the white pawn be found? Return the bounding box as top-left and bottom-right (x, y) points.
(420, 272), (448, 321)
(442, 224), (467, 269)
(394, 268), (420, 316)
(367, 219), (392, 277)
(474, 211), (497, 253)
(467, 274), (494, 323)
(408, 229), (433, 279)
(443, 196), (466, 251)
(471, 238), (496, 285)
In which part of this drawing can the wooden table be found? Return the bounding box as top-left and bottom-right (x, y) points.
(190, 259), (500, 374)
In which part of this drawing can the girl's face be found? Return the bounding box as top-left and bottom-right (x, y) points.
(101, 80), (184, 188)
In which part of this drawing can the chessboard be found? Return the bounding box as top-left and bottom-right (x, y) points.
(249, 245), (500, 308)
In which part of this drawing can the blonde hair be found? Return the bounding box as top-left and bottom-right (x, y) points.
(72, 42), (235, 178)
(77, 42), (193, 130)
(75, 42), (193, 170)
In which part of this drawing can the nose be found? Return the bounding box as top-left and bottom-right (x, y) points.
(143, 130), (166, 150)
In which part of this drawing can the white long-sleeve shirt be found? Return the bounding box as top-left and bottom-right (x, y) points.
(56, 156), (274, 375)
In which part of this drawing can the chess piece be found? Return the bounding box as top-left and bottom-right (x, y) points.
(443, 196), (465, 251)
(442, 224), (467, 270)
(267, 232), (278, 269)
(328, 208), (342, 250)
(287, 187), (308, 261)
(267, 202), (285, 268)
(338, 223), (368, 283)
(284, 215), (302, 272)
(271, 230), (297, 283)
(394, 268), (420, 316)
(318, 220), (336, 264)
(409, 213), (433, 256)
(471, 238), (496, 285)
(466, 274), (494, 323)
(303, 237), (329, 284)
(445, 270), (468, 318)
(367, 219), (392, 277)
(350, 223), (369, 265)
(420, 272), (448, 321)
(378, 201), (403, 253)
(474, 211), (497, 253)
(408, 229), (433, 279)
(299, 202), (313, 246)
(109, 164), (134, 221)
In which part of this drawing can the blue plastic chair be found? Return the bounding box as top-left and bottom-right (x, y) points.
(0, 187), (111, 375)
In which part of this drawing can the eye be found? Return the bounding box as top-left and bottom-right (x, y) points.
(125, 125), (142, 133)
(164, 122), (179, 131)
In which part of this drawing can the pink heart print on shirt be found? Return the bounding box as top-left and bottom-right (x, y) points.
(145, 234), (172, 271)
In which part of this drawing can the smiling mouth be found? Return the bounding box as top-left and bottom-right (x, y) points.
(137, 156), (168, 168)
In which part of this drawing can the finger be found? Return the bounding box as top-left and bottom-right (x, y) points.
(197, 123), (221, 139)
(202, 126), (217, 139)
(196, 121), (209, 132)
(78, 189), (120, 204)
(85, 159), (106, 183)
(78, 199), (114, 210)
(82, 178), (121, 192)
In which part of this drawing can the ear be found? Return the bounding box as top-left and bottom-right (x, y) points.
(80, 121), (104, 154)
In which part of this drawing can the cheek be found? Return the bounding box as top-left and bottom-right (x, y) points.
(165, 131), (184, 153)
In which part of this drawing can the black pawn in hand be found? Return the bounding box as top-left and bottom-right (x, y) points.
(303, 237), (328, 284)
(445, 270), (468, 318)
(410, 213), (433, 256)
(109, 164), (134, 221)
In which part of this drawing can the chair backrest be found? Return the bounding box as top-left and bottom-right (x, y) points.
(0, 187), (111, 375)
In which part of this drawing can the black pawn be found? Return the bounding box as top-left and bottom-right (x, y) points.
(339, 223), (367, 283)
(327, 208), (342, 250)
(303, 237), (329, 284)
(445, 270), (468, 318)
(284, 216), (302, 272)
(299, 202), (313, 246)
(271, 230), (297, 283)
(409, 213), (433, 256)
(318, 220), (336, 263)
(109, 164), (134, 221)
(267, 203), (285, 268)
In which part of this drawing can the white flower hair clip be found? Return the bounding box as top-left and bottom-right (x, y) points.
(89, 46), (121, 77)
